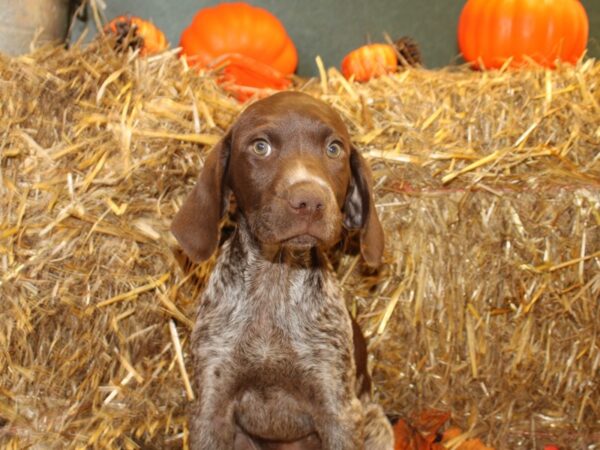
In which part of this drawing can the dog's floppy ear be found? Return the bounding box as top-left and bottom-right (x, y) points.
(171, 133), (231, 263)
(343, 147), (384, 268)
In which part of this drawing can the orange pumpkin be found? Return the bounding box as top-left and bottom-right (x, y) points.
(179, 2), (297, 91)
(105, 15), (167, 56)
(458, 0), (589, 69)
(341, 43), (398, 82)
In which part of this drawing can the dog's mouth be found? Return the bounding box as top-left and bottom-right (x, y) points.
(250, 204), (342, 250)
(257, 232), (324, 262)
(281, 234), (320, 248)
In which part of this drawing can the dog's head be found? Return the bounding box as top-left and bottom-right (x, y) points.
(171, 91), (384, 267)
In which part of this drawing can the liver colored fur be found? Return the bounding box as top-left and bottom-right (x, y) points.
(172, 92), (393, 449)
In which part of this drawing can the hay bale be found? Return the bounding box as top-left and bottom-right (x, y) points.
(0, 40), (598, 449)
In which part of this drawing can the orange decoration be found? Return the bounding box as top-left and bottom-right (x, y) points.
(393, 409), (496, 450)
(341, 43), (398, 82)
(441, 427), (495, 450)
(393, 409), (449, 450)
(179, 2), (297, 94)
(207, 53), (293, 102)
(393, 419), (444, 450)
(410, 409), (451, 436)
(458, 0), (589, 69)
(105, 15), (167, 56)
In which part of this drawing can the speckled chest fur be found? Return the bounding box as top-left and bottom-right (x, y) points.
(171, 91), (393, 449)
(190, 220), (357, 446)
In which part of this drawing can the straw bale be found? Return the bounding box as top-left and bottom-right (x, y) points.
(1, 40), (598, 449)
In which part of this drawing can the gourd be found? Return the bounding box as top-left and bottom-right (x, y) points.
(105, 16), (167, 56)
(341, 44), (398, 82)
(458, 0), (589, 69)
(341, 38), (421, 82)
(179, 2), (297, 91)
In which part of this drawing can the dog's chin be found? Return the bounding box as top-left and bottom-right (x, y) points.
(281, 234), (320, 250)
(257, 231), (337, 255)
(250, 214), (341, 252)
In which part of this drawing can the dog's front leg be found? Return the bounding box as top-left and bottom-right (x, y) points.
(314, 395), (365, 450)
(188, 365), (237, 450)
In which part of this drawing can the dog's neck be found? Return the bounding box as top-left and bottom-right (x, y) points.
(230, 215), (329, 270)
(208, 216), (339, 312)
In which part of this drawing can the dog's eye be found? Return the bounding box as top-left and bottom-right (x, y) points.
(252, 139), (272, 157)
(326, 142), (343, 159)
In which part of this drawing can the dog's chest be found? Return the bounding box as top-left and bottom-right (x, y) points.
(194, 244), (350, 370)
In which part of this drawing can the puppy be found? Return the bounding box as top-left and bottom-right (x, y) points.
(172, 91), (393, 450)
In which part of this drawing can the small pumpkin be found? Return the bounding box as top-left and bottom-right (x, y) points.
(458, 0), (589, 69)
(105, 15), (167, 56)
(179, 2), (297, 91)
(341, 38), (421, 82)
(341, 44), (397, 82)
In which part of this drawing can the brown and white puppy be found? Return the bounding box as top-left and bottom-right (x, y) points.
(172, 91), (393, 450)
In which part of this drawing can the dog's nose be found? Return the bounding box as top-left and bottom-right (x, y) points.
(287, 185), (325, 217)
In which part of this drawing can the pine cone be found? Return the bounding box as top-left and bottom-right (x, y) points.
(394, 36), (422, 68)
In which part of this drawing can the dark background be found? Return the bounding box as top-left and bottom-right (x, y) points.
(88, 0), (599, 75)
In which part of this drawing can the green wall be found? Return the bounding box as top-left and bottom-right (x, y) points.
(92, 0), (600, 75)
